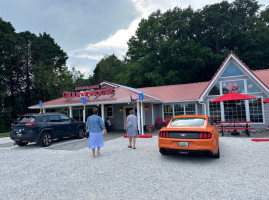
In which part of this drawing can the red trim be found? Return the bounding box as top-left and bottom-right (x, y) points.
(123, 135), (152, 138)
(251, 138), (269, 142)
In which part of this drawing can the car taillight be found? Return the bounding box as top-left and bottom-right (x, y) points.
(159, 131), (169, 138)
(199, 132), (212, 139)
(25, 122), (36, 126)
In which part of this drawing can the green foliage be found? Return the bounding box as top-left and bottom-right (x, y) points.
(92, 54), (123, 83)
(121, 0), (269, 87)
(0, 18), (83, 132)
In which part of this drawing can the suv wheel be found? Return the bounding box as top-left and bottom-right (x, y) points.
(39, 132), (53, 147)
(77, 128), (85, 139)
(15, 141), (28, 146)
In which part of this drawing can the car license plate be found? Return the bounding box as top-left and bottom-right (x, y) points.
(17, 133), (22, 137)
(178, 142), (188, 147)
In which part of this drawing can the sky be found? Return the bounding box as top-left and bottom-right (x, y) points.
(1, 0), (268, 77)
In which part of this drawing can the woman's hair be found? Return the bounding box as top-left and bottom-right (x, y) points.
(129, 110), (134, 114)
(92, 108), (98, 114)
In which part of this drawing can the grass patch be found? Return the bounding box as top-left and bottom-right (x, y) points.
(0, 132), (10, 138)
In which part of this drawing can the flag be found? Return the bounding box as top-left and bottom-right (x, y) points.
(130, 95), (137, 104)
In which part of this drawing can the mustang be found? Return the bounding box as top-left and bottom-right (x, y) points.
(158, 115), (220, 158)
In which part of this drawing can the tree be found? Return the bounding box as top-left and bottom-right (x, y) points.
(92, 54), (123, 83)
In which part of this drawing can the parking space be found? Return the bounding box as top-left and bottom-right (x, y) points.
(1, 132), (269, 199)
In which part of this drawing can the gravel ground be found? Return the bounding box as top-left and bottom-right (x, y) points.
(1, 135), (269, 200)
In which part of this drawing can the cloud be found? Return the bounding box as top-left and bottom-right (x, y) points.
(68, 0), (267, 77)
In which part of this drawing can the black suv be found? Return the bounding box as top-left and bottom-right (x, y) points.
(10, 113), (86, 147)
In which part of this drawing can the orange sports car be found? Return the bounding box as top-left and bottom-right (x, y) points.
(158, 115), (220, 158)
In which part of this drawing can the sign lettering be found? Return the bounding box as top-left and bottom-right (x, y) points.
(63, 87), (115, 99)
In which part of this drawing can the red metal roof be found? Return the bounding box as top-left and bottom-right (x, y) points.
(138, 82), (209, 102)
(31, 83), (159, 108)
(253, 69), (269, 89)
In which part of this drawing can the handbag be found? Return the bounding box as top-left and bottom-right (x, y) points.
(127, 120), (133, 128)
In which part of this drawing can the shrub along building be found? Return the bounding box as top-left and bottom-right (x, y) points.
(29, 53), (269, 133)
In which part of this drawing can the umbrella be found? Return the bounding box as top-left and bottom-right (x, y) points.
(210, 91), (256, 102)
(263, 98), (269, 104)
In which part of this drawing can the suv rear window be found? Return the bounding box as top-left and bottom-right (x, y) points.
(170, 117), (205, 126)
(20, 116), (36, 123)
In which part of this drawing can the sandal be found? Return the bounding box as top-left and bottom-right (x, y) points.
(92, 154), (95, 158)
(96, 151), (100, 156)
(128, 145), (132, 148)
(133, 147), (136, 149)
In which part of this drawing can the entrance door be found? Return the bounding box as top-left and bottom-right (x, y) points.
(123, 106), (136, 129)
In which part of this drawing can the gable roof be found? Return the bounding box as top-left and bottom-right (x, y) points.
(198, 52), (269, 102)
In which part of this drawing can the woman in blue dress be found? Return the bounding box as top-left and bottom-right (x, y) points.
(126, 110), (138, 149)
(85, 108), (107, 158)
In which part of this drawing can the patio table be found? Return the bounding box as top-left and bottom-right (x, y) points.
(217, 121), (254, 136)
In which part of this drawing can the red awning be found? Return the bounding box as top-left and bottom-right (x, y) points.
(263, 98), (269, 104)
(210, 92), (256, 102)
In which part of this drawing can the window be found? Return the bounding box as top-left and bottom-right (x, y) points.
(209, 83), (220, 96)
(48, 115), (61, 122)
(185, 104), (196, 115)
(249, 98), (263, 123)
(60, 115), (71, 123)
(20, 116), (35, 123)
(221, 61), (244, 77)
(174, 104), (184, 116)
(170, 118), (205, 126)
(224, 100), (246, 121)
(247, 79), (261, 93)
(106, 106), (113, 117)
(209, 102), (221, 123)
(164, 103), (196, 118)
(41, 116), (49, 122)
(163, 105), (173, 118)
(222, 80), (245, 94)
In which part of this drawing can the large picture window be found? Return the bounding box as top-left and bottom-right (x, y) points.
(249, 98), (263, 123)
(222, 80), (245, 94)
(164, 103), (196, 118)
(185, 104), (196, 115)
(163, 105), (173, 118)
(247, 79), (261, 93)
(221, 61), (244, 77)
(209, 83), (220, 96)
(209, 102), (221, 123)
(224, 100), (246, 121)
(174, 104), (184, 115)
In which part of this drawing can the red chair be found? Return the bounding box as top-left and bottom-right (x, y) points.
(164, 118), (171, 126)
(155, 118), (163, 129)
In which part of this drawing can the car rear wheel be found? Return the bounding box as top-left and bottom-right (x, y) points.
(15, 141), (28, 146)
(39, 132), (53, 147)
(159, 148), (168, 155)
(212, 148), (220, 158)
(77, 128), (85, 139)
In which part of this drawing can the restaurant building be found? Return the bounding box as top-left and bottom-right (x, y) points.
(29, 53), (269, 132)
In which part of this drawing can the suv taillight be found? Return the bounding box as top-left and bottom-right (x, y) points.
(159, 131), (169, 138)
(199, 132), (212, 139)
(25, 122), (36, 126)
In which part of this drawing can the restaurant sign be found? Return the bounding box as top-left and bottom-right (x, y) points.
(63, 86), (115, 99)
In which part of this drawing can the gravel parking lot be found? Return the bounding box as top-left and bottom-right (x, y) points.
(1, 134), (269, 200)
